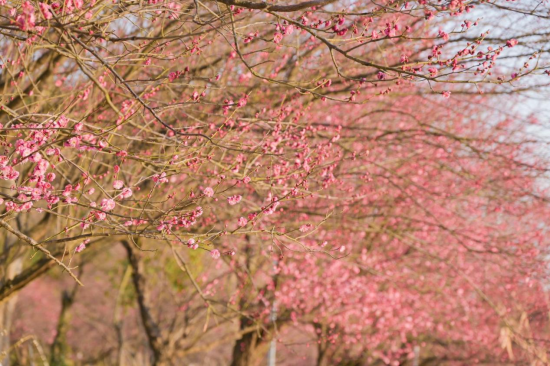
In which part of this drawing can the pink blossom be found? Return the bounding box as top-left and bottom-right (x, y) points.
(168, 72), (178, 82)
(299, 224), (313, 232)
(273, 32), (283, 44)
(16, 2), (36, 31)
(93, 211), (106, 221)
(264, 199), (280, 215)
(39, 3), (52, 20)
(203, 187), (214, 197)
(284, 25), (294, 35)
(100, 198), (116, 211)
(227, 195), (242, 205)
(46, 148), (60, 156)
(427, 67), (438, 77)
(238, 217), (248, 227)
(1, 166), (20, 181)
(73, 122), (84, 133)
(113, 180), (124, 189)
(62, 184), (73, 197)
(210, 249), (220, 259)
(20, 202), (33, 211)
(75, 240), (90, 253)
(506, 39), (518, 48)
(152, 172), (168, 184)
(5, 201), (18, 212)
(65, 136), (81, 148)
(120, 188), (133, 199)
(237, 96), (248, 107)
(187, 238), (198, 250)
(46, 196), (60, 205)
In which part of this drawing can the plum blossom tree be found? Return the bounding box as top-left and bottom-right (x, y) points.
(1, 0), (550, 365)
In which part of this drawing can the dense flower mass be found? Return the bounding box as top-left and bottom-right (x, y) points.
(1, 0), (550, 365)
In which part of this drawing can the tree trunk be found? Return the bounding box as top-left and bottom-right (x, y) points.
(0, 214), (50, 365)
(50, 280), (80, 366)
(0, 257), (23, 366)
(230, 320), (259, 366)
(121, 240), (167, 366)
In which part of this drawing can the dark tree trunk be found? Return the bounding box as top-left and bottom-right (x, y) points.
(230, 318), (259, 366)
(50, 289), (77, 365)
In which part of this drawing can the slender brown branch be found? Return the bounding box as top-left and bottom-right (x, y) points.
(0, 218), (83, 286)
(215, 0), (337, 12)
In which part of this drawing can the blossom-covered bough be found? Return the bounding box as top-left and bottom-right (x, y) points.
(1, 0), (550, 364)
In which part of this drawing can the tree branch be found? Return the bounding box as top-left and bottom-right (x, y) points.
(121, 239), (165, 364)
(0, 218), (83, 286)
(215, 0), (337, 12)
(0, 256), (56, 303)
